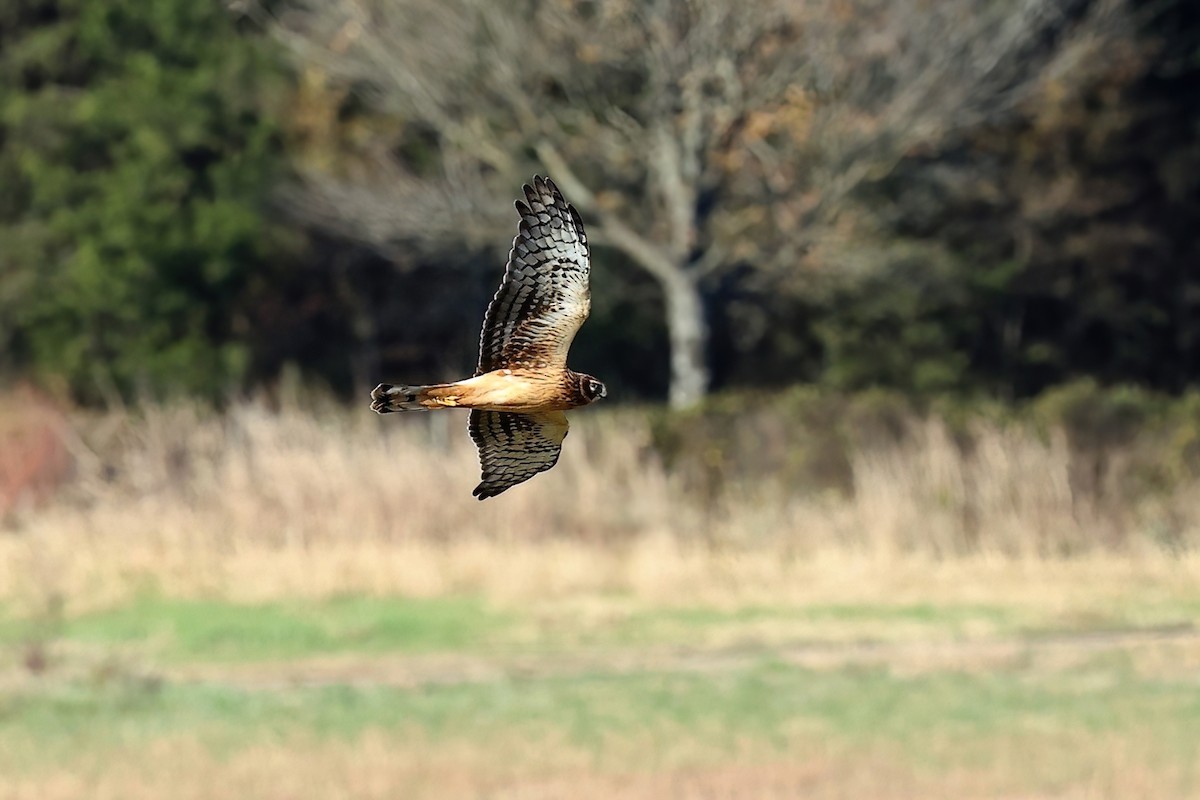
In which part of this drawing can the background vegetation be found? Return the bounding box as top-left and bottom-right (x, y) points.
(2, 1), (1199, 798)
(1, 0), (1197, 406)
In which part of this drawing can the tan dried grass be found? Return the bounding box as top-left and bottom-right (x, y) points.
(2, 729), (1194, 800)
(1, 400), (1197, 615)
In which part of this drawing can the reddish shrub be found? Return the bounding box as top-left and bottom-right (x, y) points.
(0, 387), (72, 520)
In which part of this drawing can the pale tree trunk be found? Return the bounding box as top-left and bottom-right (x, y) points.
(536, 143), (711, 409)
(661, 270), (709, 410)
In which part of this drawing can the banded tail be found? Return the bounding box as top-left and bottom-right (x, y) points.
(370, 382), (460, 413)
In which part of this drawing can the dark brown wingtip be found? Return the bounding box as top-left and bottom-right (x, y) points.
(527, 175), (563, 204)
(472, 483), (497, 500)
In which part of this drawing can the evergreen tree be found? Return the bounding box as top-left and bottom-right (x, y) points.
(0, 0), (287, 401)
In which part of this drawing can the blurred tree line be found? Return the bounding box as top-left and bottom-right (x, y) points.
(0, 0), (291, 402)
(0, 0), (1196, 408)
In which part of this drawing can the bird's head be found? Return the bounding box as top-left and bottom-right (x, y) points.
(578, 374), (607, 403)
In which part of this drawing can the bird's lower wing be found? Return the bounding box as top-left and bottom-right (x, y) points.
(468, 410), (569, 499)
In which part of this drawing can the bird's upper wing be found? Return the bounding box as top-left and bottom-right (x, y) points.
(468, 409), (569, 499)
(476, 176), (590, 375)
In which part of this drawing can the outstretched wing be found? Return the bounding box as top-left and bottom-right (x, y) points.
(468, 410), (569, 499)
(476, 176), (590, 375)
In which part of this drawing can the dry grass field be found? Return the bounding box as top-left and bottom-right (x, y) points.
(1, 393), (1199, 798)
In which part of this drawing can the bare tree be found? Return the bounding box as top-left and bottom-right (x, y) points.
(270, 0), (1126, 408)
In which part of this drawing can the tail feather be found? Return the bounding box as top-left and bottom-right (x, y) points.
(370, 383), (458, 413)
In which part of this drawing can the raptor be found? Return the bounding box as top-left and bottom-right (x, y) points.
(370, 176), (605, 499)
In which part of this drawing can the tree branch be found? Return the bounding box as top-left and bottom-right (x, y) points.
(535, 140), (682, 284)
(532, 141), (598, 209)
(691, 245), (728, 278)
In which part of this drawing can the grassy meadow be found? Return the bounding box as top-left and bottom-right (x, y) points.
(1, 392), (1199, 798)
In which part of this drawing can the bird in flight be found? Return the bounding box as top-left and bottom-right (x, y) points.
(370, 176), (606, 499)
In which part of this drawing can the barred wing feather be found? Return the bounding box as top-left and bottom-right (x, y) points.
(476, 176), (590, 375)
(468, 409), (570, 499)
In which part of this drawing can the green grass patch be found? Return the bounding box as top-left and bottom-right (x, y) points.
(600, 603), (1023, 645)
(2, 656), (1198, 773)
(3, 594), (1195, 667)
(0, 595), (514, 663)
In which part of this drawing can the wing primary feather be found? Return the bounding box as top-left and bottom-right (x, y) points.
(469, 409), (569, 499)
(476, 176), (591, 375)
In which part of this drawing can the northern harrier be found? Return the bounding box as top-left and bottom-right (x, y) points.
(370, 176), (606, 499)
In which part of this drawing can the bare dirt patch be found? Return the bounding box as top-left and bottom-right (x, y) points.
(156, 625), (1200, 691)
